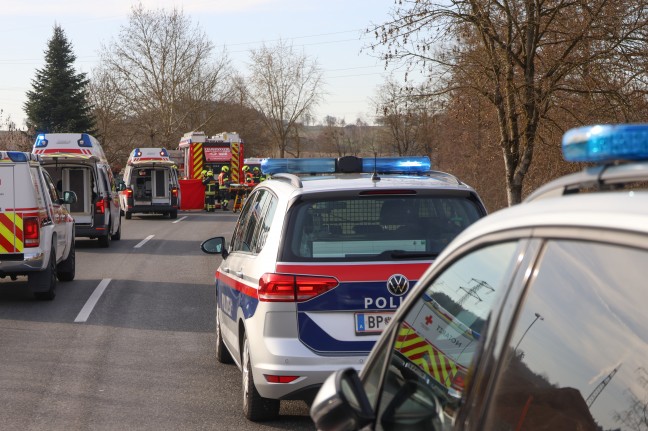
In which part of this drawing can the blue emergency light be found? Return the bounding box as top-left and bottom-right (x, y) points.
(133, 148), (143, 157)
(77, 134), (93, 147)
(159, 148), (169, 157)
(34, 134), (48, 148)
(261, 156), (431, 175)
(563, 124), (648, 163)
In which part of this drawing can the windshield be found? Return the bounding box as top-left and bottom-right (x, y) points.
(282, 195), (484, 262)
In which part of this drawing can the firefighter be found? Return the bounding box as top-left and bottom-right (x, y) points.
(218, 165), (231, 210)
(242, 165), (255, 186)
(202, 169), (217, 212)
(251, 166), (262, 184)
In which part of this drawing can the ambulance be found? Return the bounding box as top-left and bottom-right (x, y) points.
(0, 151), (77, 299)
(119, 148), (180, 219)
(33, 133), (122, 247)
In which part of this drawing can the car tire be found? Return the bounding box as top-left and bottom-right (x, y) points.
(170, 209), (178, 219)
(111, 216), (122, 240)
(242, 333), (280, 421)
(98, 230), (111, 248)
(215, 303), (233, 364)
(57, 239), (75, 282)
(30, 248), (57, 300)
(125, 211), (132, 220)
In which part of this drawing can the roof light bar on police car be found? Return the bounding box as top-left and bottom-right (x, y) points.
(562, 124), (648, 163)
(261, 156), (431, 175)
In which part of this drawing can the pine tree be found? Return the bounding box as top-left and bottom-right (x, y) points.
(24, 25), (95, 134)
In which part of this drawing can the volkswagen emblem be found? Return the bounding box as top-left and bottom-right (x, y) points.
(387, 274), (410, 296)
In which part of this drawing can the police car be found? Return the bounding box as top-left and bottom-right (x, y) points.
(310, 124), (648, 431)
(0, 151), (77, 299)
(200, 155), (487, 421)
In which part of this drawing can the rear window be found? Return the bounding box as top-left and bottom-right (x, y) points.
(282, 195), (484, 262)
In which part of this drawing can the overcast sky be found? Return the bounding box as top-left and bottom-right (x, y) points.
(0, 0), (400, 130)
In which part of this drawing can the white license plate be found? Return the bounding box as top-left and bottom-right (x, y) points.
(355, 312), (394, 335)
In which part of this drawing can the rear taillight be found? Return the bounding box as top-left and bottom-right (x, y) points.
(258, 273), (338, 302)
(95, 198), (106, 214)
(264, 375), (299, 383)
(171, 187), (178, 198)
(125, 188), (133, 198)
(24, 217), (40, 247)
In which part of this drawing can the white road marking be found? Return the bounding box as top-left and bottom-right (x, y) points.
(74, 278), (111, 323)
(172, 216), (187, 224)
(134, 235), (154, 248)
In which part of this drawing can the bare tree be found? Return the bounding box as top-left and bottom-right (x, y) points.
(246, 40), (324, 158)
(372, 0), (648, 205)
(0, 110), (32, 151)
(96, 5), (230, 148)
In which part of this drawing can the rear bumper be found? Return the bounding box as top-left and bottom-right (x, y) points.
(0, 250), (45, 275)
(76, 224), (109, 238)
(127, 204), (176, 214)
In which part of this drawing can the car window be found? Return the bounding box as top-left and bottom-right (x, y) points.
(282, 196), (483, 262)
(230, 189), (273, 253)
(253, 192), (278, 253)
(483, 240), (648, 431)
(369, 241), (521, 429)
(40, 169), (60, 203)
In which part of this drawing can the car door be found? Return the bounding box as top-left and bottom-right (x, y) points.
(360, 239), (532, 430)
(39, 169), (68, 260)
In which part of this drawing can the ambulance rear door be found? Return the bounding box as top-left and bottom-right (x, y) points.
(151, 167), (170, 204)
(0, 164), (20, 254)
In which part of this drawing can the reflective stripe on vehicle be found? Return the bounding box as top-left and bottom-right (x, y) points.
(0, 211), (24, 253)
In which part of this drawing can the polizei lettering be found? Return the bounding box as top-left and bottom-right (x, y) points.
(436, 324), (463, 348)
(364, 296), (403, 309)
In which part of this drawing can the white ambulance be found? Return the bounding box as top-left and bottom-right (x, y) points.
(33, 133), (122, 247)
(119, 148), (180, 219)
(0, 151), (77, 299)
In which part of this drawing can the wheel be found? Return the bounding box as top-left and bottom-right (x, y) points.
(111, 216), (122, 240)
(29, 248), (57, 300)
(57, 239), (75, 282)
(125, 211), (132, 220)
(169, 209), (178, 219)
(242, 333), (280, 421)
(215, 302), (233, 364)
(98, 230), (111, 248)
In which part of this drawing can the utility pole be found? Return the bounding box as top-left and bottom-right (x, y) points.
(457, 278), (494, 306)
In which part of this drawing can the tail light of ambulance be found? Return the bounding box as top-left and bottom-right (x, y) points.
(24, 217), (40, 247)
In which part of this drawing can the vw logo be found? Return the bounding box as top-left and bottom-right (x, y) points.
(387, 274), (410, 296)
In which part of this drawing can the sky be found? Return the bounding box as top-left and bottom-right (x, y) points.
(0, 0), (401, 131)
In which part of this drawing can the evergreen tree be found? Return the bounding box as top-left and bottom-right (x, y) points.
(24, 25), (95, 134)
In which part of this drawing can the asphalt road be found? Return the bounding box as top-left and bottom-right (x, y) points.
(0, 210), (314, 431)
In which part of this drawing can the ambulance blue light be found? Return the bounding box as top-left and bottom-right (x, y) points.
(160, 148), (169, 157)
(362, 156), (431, 174)
(261, 158), (336, 175)
(7, 152), (28, 162)
(562, 124), (648, 163)
(134, 148), (142, 157)
(77, 133), (93, 148)
(34, 134), (48, 148)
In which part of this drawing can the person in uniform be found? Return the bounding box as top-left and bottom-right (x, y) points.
(218, 165), (231, 210)
(242, 165), (255, 186)
(202, 169), (217, 212)
(251, 166), (262, 184)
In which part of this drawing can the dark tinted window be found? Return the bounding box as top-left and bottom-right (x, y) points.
(230, 189), (276, 254)
(368, 241), (520, 429)
(283, 195), (484, 262)
(485, 240), (648, 431)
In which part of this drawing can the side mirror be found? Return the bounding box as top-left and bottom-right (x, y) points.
(62, 190), (77, 205)
(200, 237), (228, 259)
(310, 368), (374, 431)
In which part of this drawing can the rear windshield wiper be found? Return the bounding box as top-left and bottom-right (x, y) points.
(389, 251), (439, 259)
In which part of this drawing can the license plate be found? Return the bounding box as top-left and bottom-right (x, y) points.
(355, 312), (394, 335)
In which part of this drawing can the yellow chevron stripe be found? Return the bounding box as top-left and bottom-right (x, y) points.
(191, 143), (204, 179)
(0, 212), (24, 252)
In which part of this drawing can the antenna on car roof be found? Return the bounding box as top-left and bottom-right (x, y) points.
(371, 152), (380, 182)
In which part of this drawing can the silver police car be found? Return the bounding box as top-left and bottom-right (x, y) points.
(201, 155), (487, 421)
(310, 124), (648, 431)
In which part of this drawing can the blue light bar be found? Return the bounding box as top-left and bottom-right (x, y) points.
(7, 152), (29, 162)
(562, 124), (648, 163)
(362, 156), (431, 174)
(77, 133), (93, 148)
(160, 148), (169, 157)
(261, 158), (336, 175)
(34, 134), (48, 148)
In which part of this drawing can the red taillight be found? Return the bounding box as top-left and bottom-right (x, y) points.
(171, 187), (178, 197)
(95, 198), (106, 214)
(264, 375), (299, 384)
(125, 188), (133, 198)
(258, 273), (338, 302)
(24, 217), (40, 247)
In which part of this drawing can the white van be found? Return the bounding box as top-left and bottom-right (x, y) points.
(0, 151), (76, 299)
(119, 148), (180, 219)
(33, 133), (122, 247)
